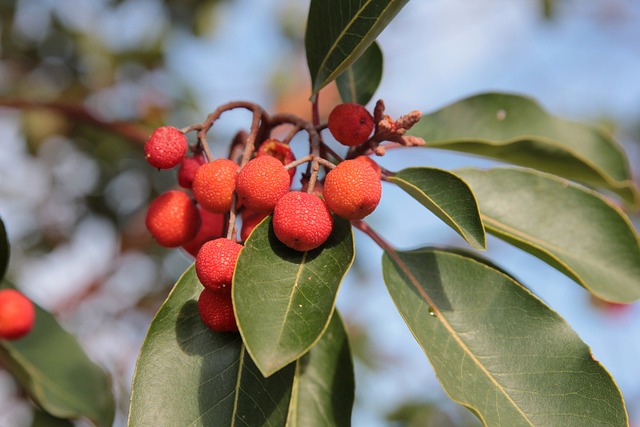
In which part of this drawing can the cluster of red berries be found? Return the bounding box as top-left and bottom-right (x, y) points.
(144, 102), (387, 332)
(0, 289), (35, 340)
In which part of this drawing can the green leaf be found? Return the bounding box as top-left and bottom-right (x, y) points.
(129, 266), (295, 426)
(1, 216), (9, 280)
(30, 408), (75, 427)
(234, 216), (354, 377)
(336, 41), (383, 105)
(287, 311), (354, 426)
(410, 92), (639, 206)
(456, 167), (640, 303)
(0, 282), (114, 427)
(305, 0), (409, 95)
(387, 167), (486, 250)
(382, 248), (628, 426)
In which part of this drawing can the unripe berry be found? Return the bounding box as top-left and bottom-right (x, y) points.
(182, 207), (226, 257)
(195, 238), (243, 292)
(236, 156), (290, 213)
(0, 289), (35, 340)
(144, 126), (187, 169)
(323, 158), (382, 220)
(273, 191), (333, 252)
(240, 211), (268, 242)
(177, 153), (206, 189)
(258, 139), (296, 180)
(192, 159), (239, 214)
(146, 190), (200, 247)
(198, 288), (238, 332)
(327, 103), (374, 146)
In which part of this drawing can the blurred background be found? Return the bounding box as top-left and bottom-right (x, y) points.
(1, 0), (639, 426)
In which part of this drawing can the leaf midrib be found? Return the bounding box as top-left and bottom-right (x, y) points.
(387, 249), (535, 426)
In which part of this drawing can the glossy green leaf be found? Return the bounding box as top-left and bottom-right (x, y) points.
(410, 92), (639, 206)
(382, 248), (628, 426)
(305, 0), (409, 95)
(1, 216), (9, 280)
(0, 282), (114, 427)
(234, 216), (354, 377)
(336, 41), (383, 105)
(287, 311), (354, 426)
(129, 266), (295, 426)
(387, 167), (486, 250)
(456, 167), (640, 303)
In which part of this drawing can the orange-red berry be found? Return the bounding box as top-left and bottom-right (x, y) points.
(258, 139), (296, 180)
(0, 289), (35, 340)
(146, 190), (200, 247)
(182, 207), (226, 257)
(236, 156), (290, 213)
(323, 158), (382, 220)
(240, 211), (269, 242)
(327, 103), (374, 146)
(192, 159), (239, 214)
(273, 191), (333, 252)
(353, 155), (382, 179)
(177, 153), (206, 189)
(144, 126), (188, 169)
(198, 288), (238, 332)
(195, 238), (243, 292)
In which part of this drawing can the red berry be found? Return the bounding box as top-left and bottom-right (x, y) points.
(146, 190), (200, 247)
(195, 238), (243, 292)
(272, 191), (333, 252)
(0, 289), (35, 340)
(192, 159), (239, 214)
(236, 156), (291, 213)
(182, 207), (226, 257)
(198, 288), (238, 332)
(258, 139), (296, 180)
(323, 158), (382, 220)
(327, 103), (374, 147)
(177, 153), (206, 189)
(144, 126), (188, 169)
(353, 155), (382, 179)
(240, 211), (269, 242)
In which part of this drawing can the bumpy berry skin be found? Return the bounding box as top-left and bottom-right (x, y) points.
(182, 207), (225, 257)
(144, 126), (188, 169)
(195, 238), (243, 292)
(198, 288), (238, 332)
(192, 159), (238, 214)
(240, 211), (268, 242)
(177, 153), (206, 189)
(146, 190), (200, 247)
(327, 103), (374, 147)
(236, 156), (290, 213)
(258, 139), (296, 180)
(353, 155), (382, 179)
(0, 289), (35, 340)
(323, 158), (382, 220)
(273, 192), (333, 252)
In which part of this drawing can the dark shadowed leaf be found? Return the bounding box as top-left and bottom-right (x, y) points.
(30, 408), (75, 427)
(456, 167), (640, 303)
(287, 311), (354, 426)
(234, 216), (354, 377)
(305, 0), (409, 95)
(0, 282), (114, 427)
(1, 216), (8, 280)
(409, 92), (639, 206)
(336, 41), (383, 106)
(382, 248), (628, 426)
(128, 266), (295, 426)
(387, 167), (485, 250)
